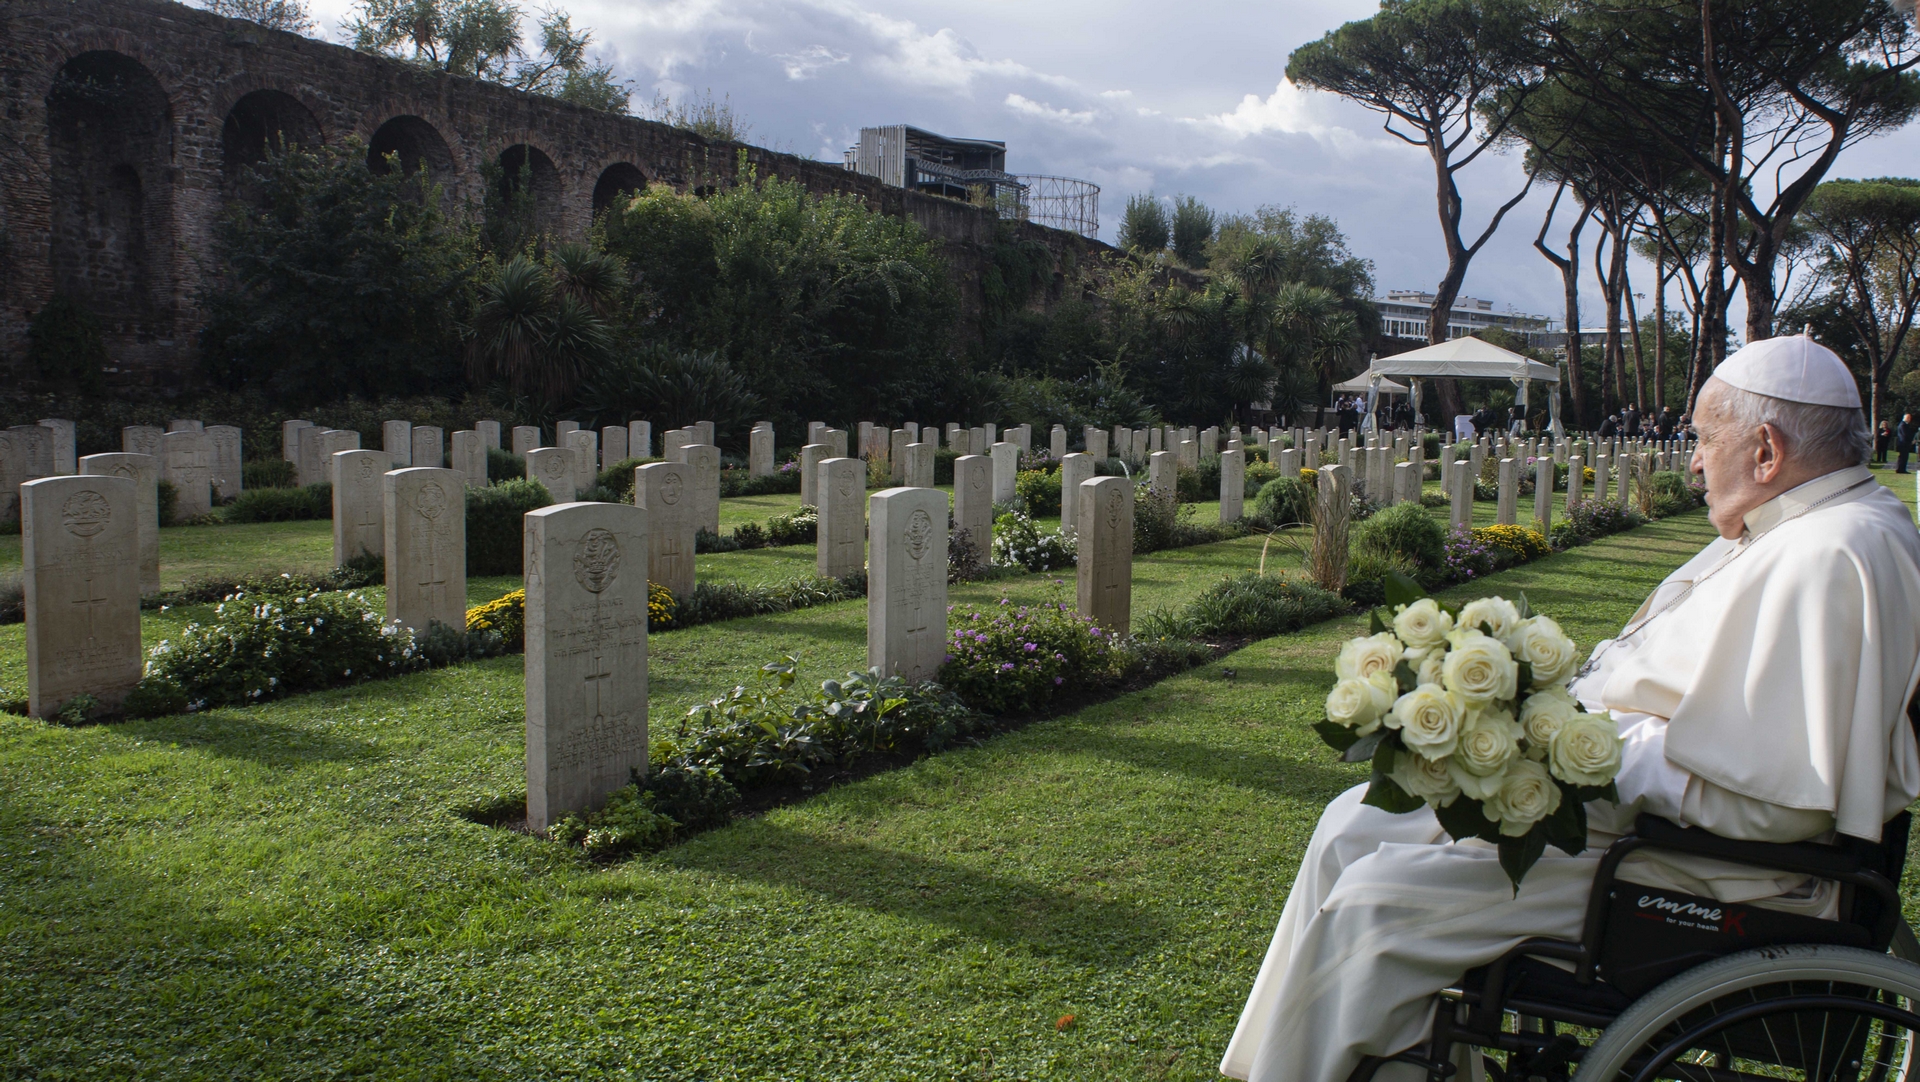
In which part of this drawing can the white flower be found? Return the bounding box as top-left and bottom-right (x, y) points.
(1326, 674), (1394, 734)
(1335, 632), (1405, 681)
(1549, 713), (1625, 787)
(1454, 708), (1522, 779)
(1390, 750), (1462, 807)
(1458, 596), (1522, 643)
(1518, 686), (1581, 759)
(1509, 615), (1582, 687)
(1390, 684), (1466, 759)
(1416, 650), (1446, 688)
(1481, 759), (1563, 836)
(1392, 599), (1453, 649)
(1440, 630), (1519, 704)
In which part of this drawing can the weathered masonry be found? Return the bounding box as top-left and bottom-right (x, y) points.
(0, 0), (1110, 390)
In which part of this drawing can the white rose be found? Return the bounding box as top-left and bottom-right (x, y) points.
(1440, 630), (1519, 704)
(1392, 599), (1454, 650)
(1509, 615), (1581, 687)
(1549, 713), (1625, 787)
(1458, 596), (1521, 643)
(1390, 750), (1462, 807)
(1325, 672), (1398, 734)
(1416, 650), (1446, 688)
(1481, 759), (1563, 836)
(1390, 684), (1466, 759)
(1335, 632), (1405, 681)
(1518, 686), (1581, 760)
(1454, 708), (1522, 779)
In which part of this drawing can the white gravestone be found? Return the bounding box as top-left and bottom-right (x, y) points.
(664, 429), (691, 462)
(1315, 464), (1354, 593)
(323, 430), (362, 484)
(1148, 451), (1176, 505)
(1085, 428), (1109, 462)
(1394, 461), (1419, 505)
(867, 487), (948, 681)
(332, 449), (393, 564)
(694, 421), (715, 447)
(79, 453), (160, 594)
(512, 426), (541, 458)
(904, 442), (935, 489)
(476, 419), (501, 450)
(566, 430), (599, 497)
(22, 475), (142, 716)
(163, 429), (213, 519)
(556, 421), (580, 442)
(383, 467), (466, 633)
(282, 420), (312, 463)
(384, 420), (414, 466)
(683, 444), (721, 535)
(800, 443), (829, 506)
(207, 425), (243, 500)
(1567, 455), (1585, 507)
(629, 420), (652, 460)
(1534, 457), (1554, 534)
(295, 425), (329, 487)
(634, 462), (696, 602)
(601, 426), (628, 467)
(526, 447), (577, 501)
(38, 419), (75, 475)
(124, 425), (165, 459)
(523, 502), (650, 834)
(808, 422), (827, 446)
(1051, 424), (1067, 460)
(888, 429), (909, 483)
(411, 426), (444, 469)
(450, 430), (486, 488)
(990, 441), (1019, 504)
(1015, 424), (1032, 455)
(168, 420), (203, 433)
(817, 457), (867, 580)
(1220, 448), (1246, 523)
(1450, 456), (1473, 533)
(952, 455), (993, 556)
(1060, 453), (1095, 534)
(751, 426), (776, 478)
(1278, 446), (1301, 478)
(1496, 458), (1519, 525)
(827, 429), (849, 459)
(1076, 476), (1133, 634)
(0, 425), (56, 522)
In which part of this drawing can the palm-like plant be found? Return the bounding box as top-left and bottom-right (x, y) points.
(468, 253), (613, 407)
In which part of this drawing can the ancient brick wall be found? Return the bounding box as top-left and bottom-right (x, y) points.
(0, 0), (1115, 392)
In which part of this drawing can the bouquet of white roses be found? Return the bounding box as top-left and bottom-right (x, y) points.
(1316, 573), (1624, 888)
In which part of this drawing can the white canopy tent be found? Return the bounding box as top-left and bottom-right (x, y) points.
(1355, 337), (1564, 439)
(1332, 374), (1410, 396)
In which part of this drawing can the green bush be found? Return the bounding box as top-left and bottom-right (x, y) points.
(1253, 477), (1314, 527)
(719, 468), (802, 497)
(466, 479), (554, 576)
(1351, 501), (1446, 569)
(1341, 547), (1421, 607)
(1015, 467), (1062, 516)
(156, 479), (179, 527)
(487, 447), (525, 484)
(1146, 573), (1347, 640)
(991, 509), (1076, 571)
(1176, 458), (1222, 502)
(1244, 458), (1279, 495)
(671, 574), (860, 629)
(934, 448), (960, 486)
(732, 521), (768, 549)
(223, 483), (332, 523)
(242, 459), (298, 489)
(141, 558), (382, 611)
(766, 506), (818, 546)
(1647, 470), (1703, 518)
(938, 598), (1121, 714)
(25, 294), (108, 395)
(590, 456), (657, 501)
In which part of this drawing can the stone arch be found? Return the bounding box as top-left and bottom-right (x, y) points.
(592, 162), (648, 216)
(45, 49), (175, 332)
(221, 88), (323, 195)
(495, 143), (564, 237)
(367, 114), (455, 184)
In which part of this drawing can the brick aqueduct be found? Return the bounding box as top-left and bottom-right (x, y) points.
(0, 0), (1105, 391)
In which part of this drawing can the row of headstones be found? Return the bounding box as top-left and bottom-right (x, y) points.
(0, 420), (240, 527)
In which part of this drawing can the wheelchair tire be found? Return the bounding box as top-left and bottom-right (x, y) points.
(1573, 943), (1920, 1081)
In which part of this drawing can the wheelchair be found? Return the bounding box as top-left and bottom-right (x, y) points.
(1349, 808), (1920, 1082)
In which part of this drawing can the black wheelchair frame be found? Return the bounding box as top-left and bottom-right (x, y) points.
(1349, 811), (1914, 1082)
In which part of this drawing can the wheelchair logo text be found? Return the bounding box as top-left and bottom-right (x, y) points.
(1636, 894), (1748, 935)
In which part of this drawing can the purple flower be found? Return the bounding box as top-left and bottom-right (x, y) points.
(1000, 662), (1015, 671)
(1054, 676), (1065, 685)
(1023, 642), (1037, 652)
(1090, 628), (1103, 637)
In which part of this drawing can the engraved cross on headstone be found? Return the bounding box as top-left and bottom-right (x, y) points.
(72, 576), (109, 642)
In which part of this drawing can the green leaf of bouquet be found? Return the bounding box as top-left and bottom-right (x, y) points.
(1362, 771), (1425, 814)
(1313, 720), (1361, 753)
(1383, 570), (1427, 610)
(1542, 785), (1588, 856)
(1570, 781), (1621, 804)
(1393, 659), (1418, 693)
(1370, 610), (1388, 636)
(1499, 829), (1548, 894)
(1514, 660), (1534, 690)
(1342, 729), (1388, 763)
(1515, 592), (1533, 620)
(1434, 795), (1491, 844)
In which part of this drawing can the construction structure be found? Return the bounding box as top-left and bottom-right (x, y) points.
(1375, 289), (1559, 348)
(845, 126), (1100, 238)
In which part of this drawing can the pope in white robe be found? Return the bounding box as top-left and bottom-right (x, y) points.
(1221, 335), (1920, 1082)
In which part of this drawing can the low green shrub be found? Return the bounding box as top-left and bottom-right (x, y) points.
(223, 483), (332, 523)
(142, 558), (383, 611)
(719, 468), (801, 497)
(1552, 500), (1647, 548)
(1142, 573), (1347, 640)
(1244, 458), (1279, 494)
(592, 456), (656, 501)
(695, 528), (740, 554)
(1341, 546), (1421, 607)
(487, 447), (525, 484)
(766, 506), (818, 546)
(466, 479), (553, 576)
(156, 479), (178, 526)
(672, 574), (862, 629)
(242, 459), (297, 489)
(465, 588), (526, 652)
(0, 571), (22, 625)
(939, 597), (1121, 714)
(1176, 459), (1222, 503)
(991, 509), (1076, 571)
(732, 521), (768, 549)
(1015, 467), (1062, 516)
(1351, 501), (1446, 569)
(1134, 487), (1243, 554)
(934, 448), (959, 486)
(1647, 470), (1703, 518)
(1253, 477), (1314, 527)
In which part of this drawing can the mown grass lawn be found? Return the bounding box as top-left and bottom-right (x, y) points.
(0, 508), (1735, 1081)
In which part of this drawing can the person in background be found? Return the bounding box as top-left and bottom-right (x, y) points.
(1875, 419), (1892, 465)
(1597, 412), (1619, 438)
(1656, 406), (1676, 438)
(1623, 404), (1642, 436)
(1897, 413), (1915, 475)
(1508, 403), (1526, 436)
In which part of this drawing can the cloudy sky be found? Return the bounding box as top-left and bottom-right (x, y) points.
(307, 0), (1920, 335)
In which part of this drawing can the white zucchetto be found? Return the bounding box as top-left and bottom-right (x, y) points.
(1712, 333), (1862, 409)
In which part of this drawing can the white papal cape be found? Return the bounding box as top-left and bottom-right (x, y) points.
(1221, 466), (1920, 1082)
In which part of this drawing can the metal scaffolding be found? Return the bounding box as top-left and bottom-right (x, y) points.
(1015, 175), (1100, 239)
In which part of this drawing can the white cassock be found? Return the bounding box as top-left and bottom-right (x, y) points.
(1221, 465), (1920, 1082)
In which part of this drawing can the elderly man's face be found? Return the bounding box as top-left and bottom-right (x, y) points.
(1688, 378), (1824, 539)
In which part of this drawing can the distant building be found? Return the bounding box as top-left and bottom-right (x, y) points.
(1376, 289), (1558, 348)
(843, 124), (1100, 238)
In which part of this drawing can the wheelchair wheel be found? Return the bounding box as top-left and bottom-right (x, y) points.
(1573, 944), (1920, 1081)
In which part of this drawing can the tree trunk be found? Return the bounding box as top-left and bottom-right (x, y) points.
(1535, 181), (1589, 429)
(1624, 270), (1647, 410)
(1653, 242), (1667, 412)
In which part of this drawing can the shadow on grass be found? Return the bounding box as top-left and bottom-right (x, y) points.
(1083, 730), (1361, 801)
(665, 822), (1169, 965)
(113, 711), (380, 766)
